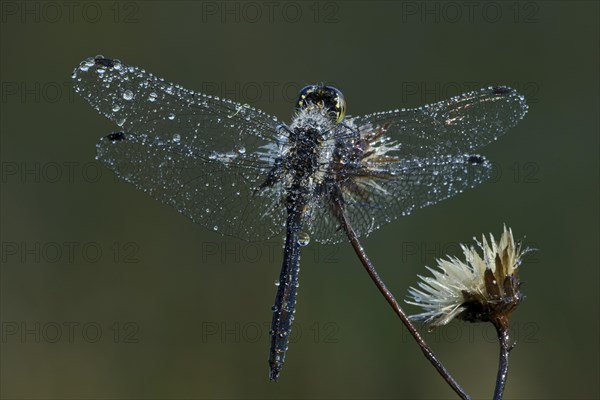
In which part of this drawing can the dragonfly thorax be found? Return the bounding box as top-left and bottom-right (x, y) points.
(285, 105), (339, 186)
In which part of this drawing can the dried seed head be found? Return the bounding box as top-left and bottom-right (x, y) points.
(406, 225), (530, 330)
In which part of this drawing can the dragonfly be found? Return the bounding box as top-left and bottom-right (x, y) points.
(72, 55), (527, 381)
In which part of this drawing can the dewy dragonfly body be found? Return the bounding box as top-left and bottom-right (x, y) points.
(72, 56), (527, 381)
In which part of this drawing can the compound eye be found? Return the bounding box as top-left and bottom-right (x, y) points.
(297, 85), (318, 110)
(327, 86), (346, 124)
(296, 85), (346, 124)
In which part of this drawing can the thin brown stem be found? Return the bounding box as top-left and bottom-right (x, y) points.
(332, 197), (469, 400)
(492, 316), (511, 400)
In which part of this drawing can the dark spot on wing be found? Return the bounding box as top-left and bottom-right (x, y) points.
(106, 132), (126, 142)
(94, 56), (114, 67)
(467, 155), (486, 165)
(491, 86), (512, 95)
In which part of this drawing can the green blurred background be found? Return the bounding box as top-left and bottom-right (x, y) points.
(1, 1), (598, 399)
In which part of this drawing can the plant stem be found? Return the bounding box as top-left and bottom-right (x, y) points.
(492, 316), (511, 400)
(332, 197), (470, 400)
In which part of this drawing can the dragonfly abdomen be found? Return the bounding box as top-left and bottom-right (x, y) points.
(269, 180), (308, 381)
(268, 195), (306, 381)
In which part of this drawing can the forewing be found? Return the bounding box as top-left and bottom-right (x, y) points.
(72, 56), (283, 155)
(73, 56), (287, 241)
(352, 86), (528, 158)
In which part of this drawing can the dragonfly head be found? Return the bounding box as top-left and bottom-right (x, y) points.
(296, 85), (346, 124)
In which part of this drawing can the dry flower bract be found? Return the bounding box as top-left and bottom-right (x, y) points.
(406, 225), (528, 330)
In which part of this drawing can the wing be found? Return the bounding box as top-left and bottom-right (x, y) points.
(308, 87), (527, 244)
(73, 56), (287, 241)
(352, 86), (528, 158)
(309, 155), (492, 244)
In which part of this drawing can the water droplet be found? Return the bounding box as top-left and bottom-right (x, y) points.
(112, 105), (121, 112)
(122, 90), (133, 101)
(213, 225), (218, 231)
(168, 113), (175, 120)
(80, 59), (94, 72)
(274, 280), (280, 287)
(172, 133), (181, 142)
(116, 117), (126, 127)
(148, 92), (157, 102)
(297, 232), (310, 246)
